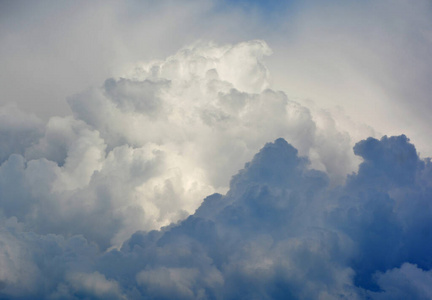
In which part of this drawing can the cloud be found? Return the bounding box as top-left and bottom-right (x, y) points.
(69, 40), (357, 186)
(0, 105), (43, 164)
(267, 0), (432, 156)
(0, 39), (431, 299)
(1, 133), (431, 299)
(109, 135), (432, 299)
(0, 40), (363, 250)
(2, 0), (432, 160)
(1, 0), (432, 298)
(0, 0), (279, 120)
(371, 263), (432, 300)
(59, 271), (126, 300)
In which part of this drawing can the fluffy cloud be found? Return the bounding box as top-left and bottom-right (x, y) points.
(0, 41), (431, 299)
(1, 134), (431, 299)
(102, 135), (432, 299)
(0, 41), (360, 250)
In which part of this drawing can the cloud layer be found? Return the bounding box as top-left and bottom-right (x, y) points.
(0, 40), (431, 299)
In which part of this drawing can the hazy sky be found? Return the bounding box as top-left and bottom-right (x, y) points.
(1, 1), (432, 299)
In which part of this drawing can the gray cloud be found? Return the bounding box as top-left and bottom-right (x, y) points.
(0, 105), (43, 164)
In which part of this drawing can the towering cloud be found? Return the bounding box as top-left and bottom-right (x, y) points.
(0, 41), (360, 250)
(0, 41), (430, 299)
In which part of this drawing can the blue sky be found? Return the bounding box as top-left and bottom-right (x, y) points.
(1, 1), (432, 299)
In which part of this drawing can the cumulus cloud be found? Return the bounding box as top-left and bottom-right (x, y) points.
(0, 41), (361, 250)
(1, 134), (431, 299)
(100, 136), (432, 299)
(0, 40), (431, 299)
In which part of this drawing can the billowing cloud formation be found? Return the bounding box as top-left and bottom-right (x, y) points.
(1, 135), (432, 299)
(0, 41), (361, 250)
(0, 41), (431, 299)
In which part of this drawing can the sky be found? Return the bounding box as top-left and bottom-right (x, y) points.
(1, 0), (432, 299)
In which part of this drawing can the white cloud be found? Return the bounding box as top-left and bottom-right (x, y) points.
(0, 40), (367, 253)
